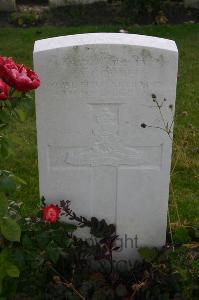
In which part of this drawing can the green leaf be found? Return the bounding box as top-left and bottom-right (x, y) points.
(194, 229), (199, 239)
(46, 243), (60, 263)
(36, 232), (50, 248)
(138, 247), (159, 262)
(23, 93), (32, 100)
(0, 143), (9, 158)
(173, 227), (191, 244)
(13, 175), (27, 186)
(6, 263), (20, 278)
(9, 96), (20, 109)
(0, 136), (9, 159)
(22, 234), (34, 249)
(0, 280), (2, 294)
(92, 287), (115, 300)
(0, 249), (10, 282)
(12, 248), (26, 269)
(0, 193), (8, 218)
(0, 124), (7, 130)
(15, 108), (26, 122)
(0, 111), (10, 124)
(115, 284), (128, 297)
(0, 174), (16, 193)
(1, 217), (21, 242)
(64, 223), (77, 232)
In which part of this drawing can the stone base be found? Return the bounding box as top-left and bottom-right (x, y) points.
(0, 0), (16, 11)
(49, 0), (107, 8)
(184, 0), (199, 9)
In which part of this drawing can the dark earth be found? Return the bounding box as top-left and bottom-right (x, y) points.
(0, 0), (198, 28)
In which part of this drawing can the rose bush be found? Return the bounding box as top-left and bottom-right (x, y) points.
(0, 55), (40, 297)
(9, 199), (198, 300)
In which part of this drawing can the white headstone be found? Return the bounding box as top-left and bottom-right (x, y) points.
(184, 0), (199, 9)
(0, 0), (15, 11)
(34, 33), (178, 264)
(49, 0), (107, 8)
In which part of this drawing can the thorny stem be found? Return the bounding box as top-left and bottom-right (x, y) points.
(48, 264), (86, 300)
(62, 283), (86, 300)
(60, 200), (117, 273)
(60, 200), (91, 227)
(107, 244), (113, 273)
(130, 281), (147, 300)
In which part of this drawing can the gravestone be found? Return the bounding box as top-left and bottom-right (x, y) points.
(34, 33), (178, 264)
(0, 0), (15, 11)
(49, 0), (107, 8)
(184, 0), (199, 9)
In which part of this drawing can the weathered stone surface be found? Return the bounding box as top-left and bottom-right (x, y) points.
(0, 0), (15, 11)
(184, 0), (199, 9)
(34, 33), (178, 264)
(49, 0), (107, 8)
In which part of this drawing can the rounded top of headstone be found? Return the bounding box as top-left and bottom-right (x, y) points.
(34, 33), (178, 54)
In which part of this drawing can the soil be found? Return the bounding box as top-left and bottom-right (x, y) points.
(0, 1), (198, 28)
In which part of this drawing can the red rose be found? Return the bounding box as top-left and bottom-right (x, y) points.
(43, 204), (60, 223)
(0, 56), (40, 92)
(0, 79), (9, 100)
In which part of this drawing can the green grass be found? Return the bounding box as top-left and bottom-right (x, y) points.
(0, 24), (198, 225)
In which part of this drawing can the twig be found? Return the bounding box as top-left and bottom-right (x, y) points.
(170, 147), (182, 177)
(60, 200), (91, 227)
(153, 98), (168, 130)
(62, 282), (86, 300)
(170, 181), (181, 226)
(48, 264), (86, 300)
(167, 209), (175, 252)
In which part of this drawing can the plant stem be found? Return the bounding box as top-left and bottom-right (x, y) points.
(63, 282), (86, 300)
(48, 264), (86, 300)
(168, 208), (175, 252)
